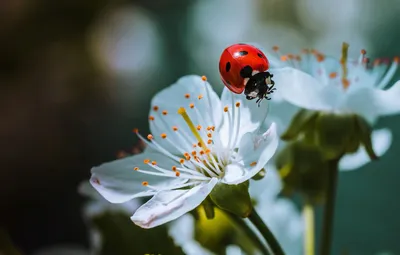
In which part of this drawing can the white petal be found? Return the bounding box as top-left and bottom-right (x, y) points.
(224, 123), (279, 185)
(219, 87), (270, 148)
(131, 178), (218, 228)
(90, 152), (188, 203)
(272, 67), (342, 111)
(150, 75), (222, 154)
(343, 81), (400, 124)
(339, 128), (392, 171)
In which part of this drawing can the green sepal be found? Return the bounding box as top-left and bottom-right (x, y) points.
(281, 109), (319, 141)
(201, 197), (215, 219)
(355, 115), (378, 160)
(315, 112), (357, 159)
(209, 181), (252, 218)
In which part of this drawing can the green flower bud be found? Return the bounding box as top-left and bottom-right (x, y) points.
(209, 181), (252, 218)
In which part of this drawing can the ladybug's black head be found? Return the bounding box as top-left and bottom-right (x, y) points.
(244, 72), (268, 100)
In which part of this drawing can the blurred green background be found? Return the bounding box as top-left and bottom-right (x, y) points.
(0, 0), (399, 254)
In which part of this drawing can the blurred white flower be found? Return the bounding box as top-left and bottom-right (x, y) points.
(89, 75), (279, 228)
(169, 167), (303, 255)
(88, 5), (162, 78)
(267, 47), (397, 170)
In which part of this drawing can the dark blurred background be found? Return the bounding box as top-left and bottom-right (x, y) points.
(1, 0), (400, 254)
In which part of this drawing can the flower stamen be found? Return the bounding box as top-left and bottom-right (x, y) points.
(340, 42), (350, 89)
(178, 107), (208, 152)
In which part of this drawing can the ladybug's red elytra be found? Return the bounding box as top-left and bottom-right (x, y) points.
(219, 43), (276, 106)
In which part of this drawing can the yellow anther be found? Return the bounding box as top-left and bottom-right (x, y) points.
(153, 106), (159, 111)
(224, 106), (229, 112)
(172, 166), (177, 171)
(198, 94), (203, 99)
(207, 139), (212, 144)
(175, 171), (181, 177)
(147, 134), (153, 140)
(250, 161), (257, 166)
(144, 159), (150, 164)
(235, 102), (240, 107)
(151, 161), (157, 165)
(178, 107), (208, 151)
(196, 125), (202, 130)
(149, 116), (155, 121)
(134, 167), (139, 171)
(179, 158), (185, 164)
(142, 181), (148, 186)
(132, 128), (139, 133)
(185, 93), (190, 99)
(162, 110), (168, 115)
(340, 42), (349, 89)
(189, 103), (195, 109)
(172, 126), (178, 131)
(201, 75), (207, 81)
(161, 133), (167, 139)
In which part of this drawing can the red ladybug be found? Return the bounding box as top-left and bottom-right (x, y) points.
(219, 43), (275, 106)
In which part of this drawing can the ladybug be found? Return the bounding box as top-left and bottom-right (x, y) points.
(219, 43), (276, 106)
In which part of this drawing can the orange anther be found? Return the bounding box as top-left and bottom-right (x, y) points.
(207, 139), (212, 144)
(142, 181), (148, 186)
(316, 53), (325, 62)
(172, 126), (178, 131)
(329, 72), (338, 79)
(191, 151), (197, 156)
(272, 46), (279, 52)
(198, 142), (202, 147)
(189, 103), (195, 109)
(201, 75), (207, 81)
(162, 110), (168, 115)
(205, 149), (211, 154)
(161, 133), (167, 139)
(179, 158), (185, 164)
(185, 93), (190, 99)
(172, 166), (177, 171)
(193, 143), (197, 148)
(132, 128), (139, 133)
(149, 116), (155, 121)
(394, 56), (399, 63)
(200, 150), (205, 155)
(153, 106), (159, 111)
(151, 161), (157, 165)
(224, 106), (229, 112)
(361, 49), (367, 55)
(175, 171), (181, 177)
(143, 159), (150, 164)
(207, 133), (212, 138)
(198, 94), (203, 99)
(147, 134), (153, 140)
(196, 125), (202, 130)
(250, 161), (257, 166)
(342, 78), (350, 89)
(134, 167), (139, 171)
(280, 55), (288, 62)
(235, 102), (240, 107)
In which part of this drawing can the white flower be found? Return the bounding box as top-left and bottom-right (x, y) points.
(89, 75), (279, 228)
(265, 47), (397, 170)
(271, 48), (400, 124)
(169, 167), (303, 255)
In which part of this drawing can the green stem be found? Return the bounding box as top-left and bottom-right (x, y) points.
(226, 212), (271, 255)
(248, 209), (285, 255)
(303, 202), (315, 255)
(320, 158), (339, 255)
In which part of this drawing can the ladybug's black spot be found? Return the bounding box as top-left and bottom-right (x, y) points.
(257, 52), (264, 58)
(225, 62), (231, 72)
(240, 65), (253, 78)
(238, 51), (248, 56)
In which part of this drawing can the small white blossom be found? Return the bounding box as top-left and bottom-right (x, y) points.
(89, 75), (278, 228)
(265, 47), (397, 170)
